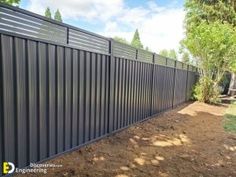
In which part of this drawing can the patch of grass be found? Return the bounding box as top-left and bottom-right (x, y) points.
(224, 101), (236, 133)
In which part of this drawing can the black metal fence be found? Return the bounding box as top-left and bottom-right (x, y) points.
(0, 4), (198, 176)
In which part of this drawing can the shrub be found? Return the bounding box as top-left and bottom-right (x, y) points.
(193, 77), (221, 104)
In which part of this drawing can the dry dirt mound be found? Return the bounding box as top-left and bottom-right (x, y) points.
(17, 102), (236, 177)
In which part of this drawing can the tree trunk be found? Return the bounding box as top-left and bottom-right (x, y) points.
(228, 72), (236, 96)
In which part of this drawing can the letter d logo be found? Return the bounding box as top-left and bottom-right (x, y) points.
(3, 162), (15, 174)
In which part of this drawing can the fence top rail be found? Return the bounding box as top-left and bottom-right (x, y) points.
(0, 3), (109, 41)
(0, 3), (198, 70)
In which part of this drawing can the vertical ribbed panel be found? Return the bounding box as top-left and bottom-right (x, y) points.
(15, 38), (27, 167)
(72, 49), (78, 147)
(1, 35), (16, 166)
(27, 40), (38, 163)
(64, 48), (72, 150)
(38, 42), (47, 160)
(56, 46), (64, 153)
(0, 34), (3, 177)
(48, 44), (56, 156)
(173, 69), (188, 106)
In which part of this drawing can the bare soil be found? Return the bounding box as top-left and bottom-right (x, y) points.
(18, 102), (236, 177)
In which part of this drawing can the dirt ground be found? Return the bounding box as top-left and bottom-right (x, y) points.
(18, 102), (236, 177)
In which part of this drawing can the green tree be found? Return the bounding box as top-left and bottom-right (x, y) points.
(169, 49), (177, 60)
(0, 0), (20, 5)
(184, 21), (236, 102)
(159, 49), (169, 57)
(159, 49), (177, 60)
(184, 0), (236, 102)
(131, 29), (143, 49)
(181, 52), (190, 64)
(113, 36), (129, 44)
(45, 7), (52, 19)
(54, 9), (62, 22)
(185, 0), (236, 31)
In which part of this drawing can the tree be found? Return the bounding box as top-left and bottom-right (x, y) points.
(131, 29), (143, 49)
(185, 0), (236, 31)
(184, 0), (236, 101)
(169, 49), (177, 60)
(181, 52), (190, 64)
(183, 21), (236, 102)
(159, 49), (177, 60)
(159, 49), (169, 57)
(45, 7), (52, 19)
(0, 0), (20, 5)
(145, 46), (150, 51)
(113, 36), (129, 44)
(54, 9), (62, 22)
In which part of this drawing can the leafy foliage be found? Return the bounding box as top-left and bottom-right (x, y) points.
(168, 49), (177, 59)
(184, 21), (236, 83)
(159, 49), (177, 60)
(185, 0), (236, 32)
(131, 29), (143, 49)
(45, 7), (52, 19)
(193, 76), (220, 103)
(54, 9), (62, 22)
(184, 0), (236, 102)
(113, 36), (129, 44)
(159, 49), (169, 57)
(181, 52), (190, 64)
(0, 0), (20, 5)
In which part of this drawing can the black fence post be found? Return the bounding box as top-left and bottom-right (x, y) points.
(108, 38), (115, 134)
(185, 64), (189, 101)
(66, 27), (69, 44)
(136, 49), (138, 60)
(172, 60), (177, 108)
(150, 53), (155, 116)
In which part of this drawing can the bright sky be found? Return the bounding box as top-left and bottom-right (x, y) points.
(19, 0), (185, 53)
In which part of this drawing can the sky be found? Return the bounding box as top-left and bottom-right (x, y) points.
(19, 0), (185, 53)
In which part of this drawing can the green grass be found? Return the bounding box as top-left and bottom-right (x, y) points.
(224, 101), (236, 133)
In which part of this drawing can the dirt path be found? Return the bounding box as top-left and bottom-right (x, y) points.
(18, 102), (236, 177)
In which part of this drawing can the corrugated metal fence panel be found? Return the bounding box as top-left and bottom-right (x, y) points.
(109, 58), (153, 132)
(113, 41), (136, 60)
(0, 34), (110, 173)
(0, 6), (67, 43)
(69, 29), (109, 55)
(173, 69), (188, 106)
(152, 65), (164, 114)
(164, 67), (175, 110)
